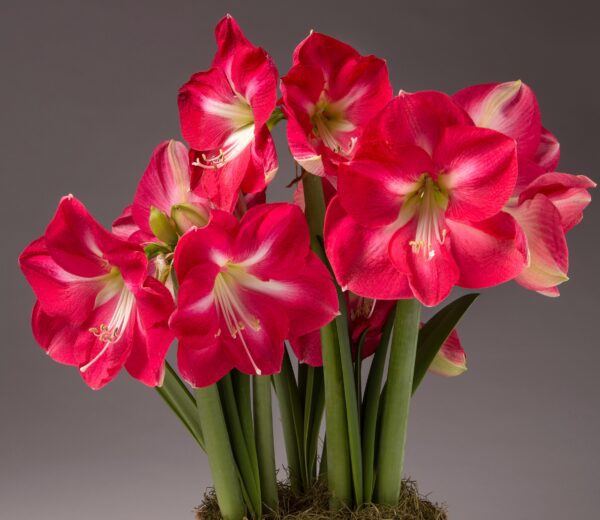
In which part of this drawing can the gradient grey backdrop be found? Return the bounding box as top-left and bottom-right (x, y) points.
(2, 1), (598, 518)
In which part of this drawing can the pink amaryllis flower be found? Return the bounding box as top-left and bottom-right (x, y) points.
(113, 140), (212, 244)
(291, 296), (395, 366)
(178, 15), (278, 212)
(19, 196), (175, 389)
(325, 91), (529, 307)
(281, 32), (392, 177)
(453, 81), (595, 295)
(169, 203), (339, 388)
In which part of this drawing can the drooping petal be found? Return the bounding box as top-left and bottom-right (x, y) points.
(507, 195), (570, 294)
(428, 329), (467, 377)
(453, 80), (542, 157)
(324, 197), (411, 300)
(534, 127), (560, 171)
(388, 220), (460, 307)
(518, 172), (596, 231)
(285, 110), (324, 176)
(338, 146), (433, 226)
(446, 212), (528, 288)
(234, 203), (311, 280)
(239, 125), (278, 194)
(289, 331), (322, 366)
(436, 126), (518, 222)
(31, 301), (79, 366)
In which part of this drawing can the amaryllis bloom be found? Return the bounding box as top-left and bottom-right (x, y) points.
(113, 140), (212, 244)
(169, 203), (339, 388)
(325, 91), (529, 306)
(290, 296), (395, 366)
(504, 173), (595, 296)
(428, 328), (467, 377)
(19, 196), (175, 389)
(281, 32), (392, 177)
(453, 81), (595, 295)
(178, 15), (278, 212)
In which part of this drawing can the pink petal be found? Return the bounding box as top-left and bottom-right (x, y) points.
(359, 91), (472, 157)
(125, 277), (176, 387)
(289, 332), (322, 366)
(234, 203), (311, 280)
(388, 220), (459, 307)
(518, 172), (596, 232)
(132, 140), (210, 236)
(285, 110), (324, 176)
(178, 67), (243, 152)
(32, 301), (79, 366)
(446, 212), (528, 288)
(428, 329), (467, 377)
(324, 196), (411, 300)
(291, 32), (360, 76)
(453, 81), (542, 157)
(534, 127), (560, 171)
(338, 146), (433, 226)
(212, 14), (254, 72)
(239, 125), (278, 194)
(20, 237), (106, 323)
(177, 335), (235, 388)
(436, 126), (518, 222)
(508, 195), (570, 294)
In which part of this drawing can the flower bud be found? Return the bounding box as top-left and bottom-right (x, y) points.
(149, 207), (178, 246)
(171, 203), (210, 234)
(428, 329), (467, 377)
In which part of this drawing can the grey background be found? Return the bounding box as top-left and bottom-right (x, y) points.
(1, 1), (598, 518)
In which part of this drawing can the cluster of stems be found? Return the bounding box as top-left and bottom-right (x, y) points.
(156, 171), (475, 518)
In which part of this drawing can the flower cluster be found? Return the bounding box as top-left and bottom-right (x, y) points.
(19, 14), (593, 393)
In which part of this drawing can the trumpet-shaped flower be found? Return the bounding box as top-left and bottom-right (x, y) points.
(325, 91), (529, 306)
(178, 15), (278, 212)
(281, 32), (392, 177)
(454, 81), (595, 295)
(169, 203), (339, 388)
(19, 196), (175, 389)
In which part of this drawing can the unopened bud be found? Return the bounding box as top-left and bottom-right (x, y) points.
(149, 207), (178, 246)
(171, 203), (209, 234)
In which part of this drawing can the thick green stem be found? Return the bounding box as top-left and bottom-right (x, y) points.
(195, 385), (246, 520)
(218, 375), (261, 517)
(374, 299), (421, 505)
(253, 375), (279, 513)
(155, 361), (204, 449)
(320, 322), (352, 508)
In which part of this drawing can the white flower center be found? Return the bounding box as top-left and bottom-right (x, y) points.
(311, 96), (356, 157)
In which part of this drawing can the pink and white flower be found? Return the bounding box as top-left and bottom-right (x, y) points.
(19, 196), (175, 389)
(169, 203), (339, 388)
(178, 15), (278, 212)
(325, 91), (528, 306)
(453, 81), (595, 295)
(281, 32), (392, 177)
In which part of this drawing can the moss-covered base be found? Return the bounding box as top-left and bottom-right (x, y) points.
(195, 479), (446, 519)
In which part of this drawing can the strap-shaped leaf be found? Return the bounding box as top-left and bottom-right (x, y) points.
(412, 293), (479, 394)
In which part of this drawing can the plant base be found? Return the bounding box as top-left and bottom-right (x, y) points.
(196, 479), (446, 519)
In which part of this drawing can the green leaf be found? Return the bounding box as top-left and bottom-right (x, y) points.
(412, 293), (479, 394)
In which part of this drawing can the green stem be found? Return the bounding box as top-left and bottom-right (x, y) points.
(320, 322), (352, 508)
(155, 361), (205, 449)
(232, 371), (260, 487)
(303, 366), (325, 483)
(218, 374), (261, 517)
(195, 385), (246, 520)
(374, 299), (421, 505)
(361, 308), (395, 502)
(253, 375), (279, 513)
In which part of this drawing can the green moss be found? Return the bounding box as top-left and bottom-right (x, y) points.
(196, 479), (446, 519)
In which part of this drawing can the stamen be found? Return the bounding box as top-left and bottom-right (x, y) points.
(81, 287), (135, 373)
(213, 271), (262, 375)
